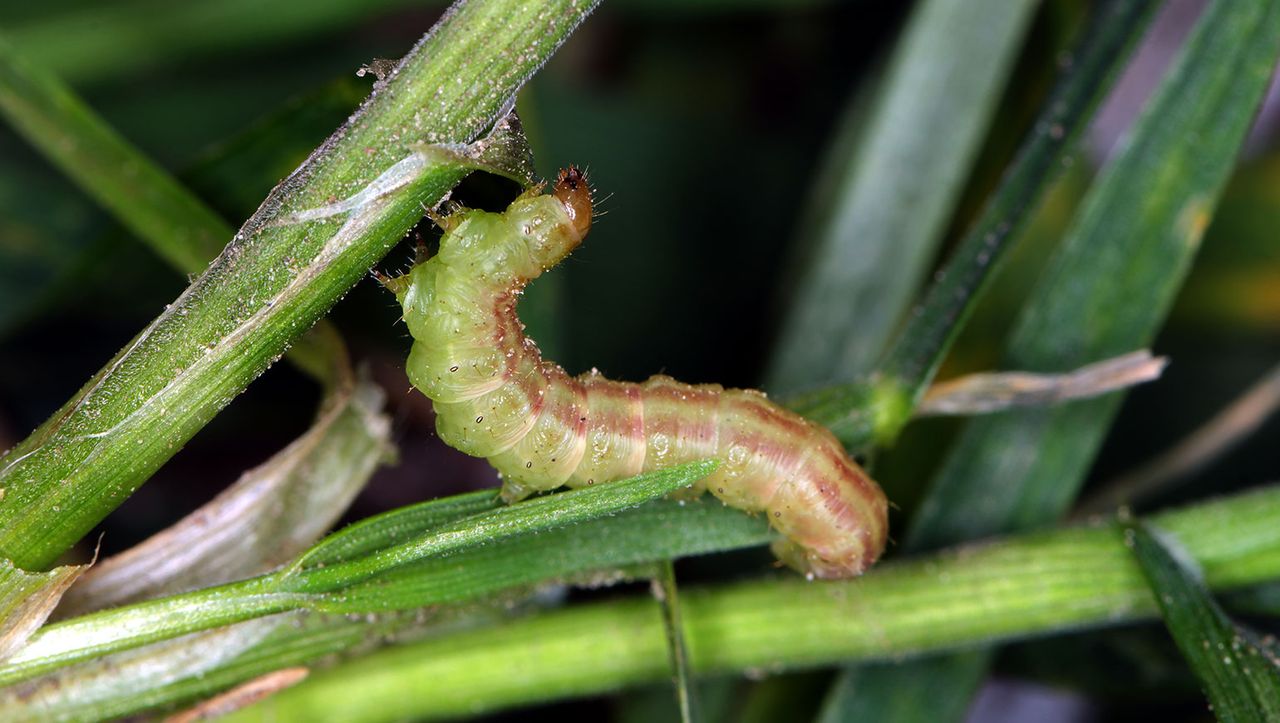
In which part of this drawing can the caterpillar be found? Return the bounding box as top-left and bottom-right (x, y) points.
(385, 168), (888, 578)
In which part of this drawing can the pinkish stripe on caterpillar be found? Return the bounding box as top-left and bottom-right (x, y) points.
(385, 167), (889, 578)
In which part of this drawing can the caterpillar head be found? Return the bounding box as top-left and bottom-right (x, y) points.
(553, 166), (592, 239)
(498, 166), (594, 278)
(389, 167), (595, 292)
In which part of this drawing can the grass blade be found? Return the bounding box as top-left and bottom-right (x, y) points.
(294, 491), (502, 571)
(217, 483), (1280, 722)
(788, 0), (1163, 449)
(653, 560), (699, 723)
(765, 0), (1038, 394)
(1125, 519), (1280, 722)
(908, 0), (1280, 550)
(284, 461), (717, 593)
(1, 496), (770, 721)
(4, 600), (554, 722)
(8, 616), (296, 723)
(835, 3), (1280, 721)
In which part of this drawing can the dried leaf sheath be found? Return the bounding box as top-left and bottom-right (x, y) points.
(389, 169), (888, 578)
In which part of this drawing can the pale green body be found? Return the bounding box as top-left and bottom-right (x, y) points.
(391, 188), (888, 578)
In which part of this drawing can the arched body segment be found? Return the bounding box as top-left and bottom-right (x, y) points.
(388, 168), (889, 578)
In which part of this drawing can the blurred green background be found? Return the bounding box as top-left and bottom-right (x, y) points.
(1, 0), (1277, 719)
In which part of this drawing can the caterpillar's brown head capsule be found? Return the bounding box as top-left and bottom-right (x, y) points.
(553, 166), (593, 240)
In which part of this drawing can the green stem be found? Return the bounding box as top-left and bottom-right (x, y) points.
(0, 0), (598, 571)
(655, 560), (699, 723)
(226, 484), (1280, 722)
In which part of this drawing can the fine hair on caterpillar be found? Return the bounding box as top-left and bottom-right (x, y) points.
(386, 167), (888, 578)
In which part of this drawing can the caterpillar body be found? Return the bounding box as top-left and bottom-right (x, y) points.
(387, 168), (888, 578)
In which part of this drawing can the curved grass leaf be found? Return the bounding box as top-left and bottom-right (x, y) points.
(765, 0), (1038, 395)
(0, 560), (84, 662)
(1, 499), (771, 720)
(3, 598), (556, 723)
(300, 491), (767, 616)
(294, 491), (502, 571)
(282, 461), (718, 595)
(7, 616), (293, 723)
(220, 483), (1280, 722)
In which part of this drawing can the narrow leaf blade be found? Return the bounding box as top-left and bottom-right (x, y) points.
(1125, 519), (1280, 722)
(288, 460), (720, 593)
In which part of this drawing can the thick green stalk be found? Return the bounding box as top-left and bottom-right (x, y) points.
(0, 0), (598, 571)
(226, 484), (1280, 722)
